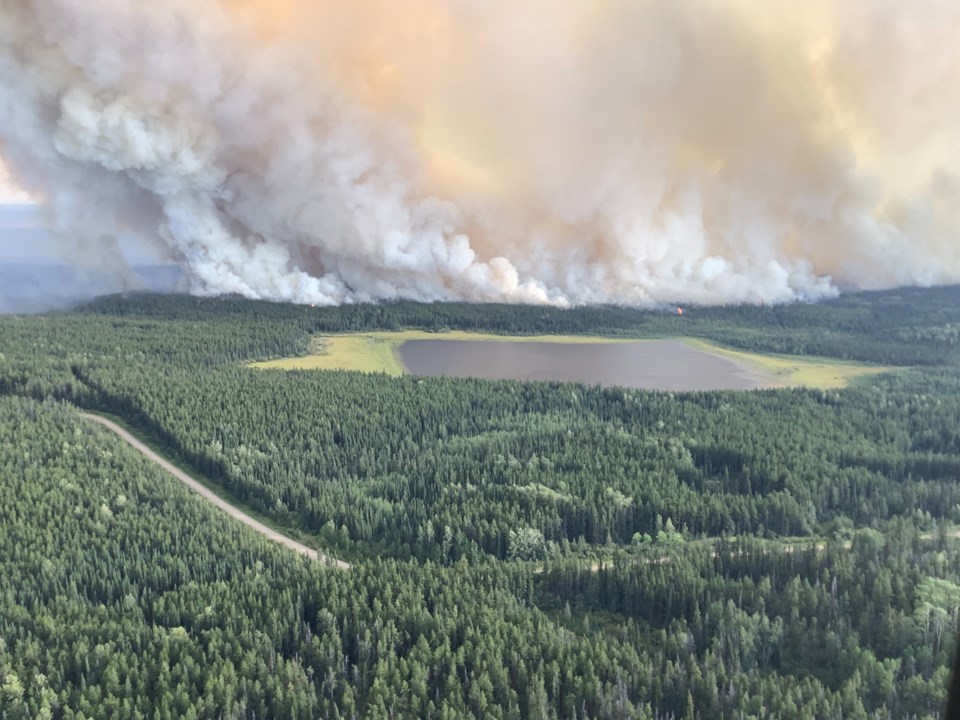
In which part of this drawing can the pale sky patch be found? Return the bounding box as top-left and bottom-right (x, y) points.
(0, 156), (36, 204)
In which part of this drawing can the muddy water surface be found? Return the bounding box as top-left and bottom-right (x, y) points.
(398, 339), (773, 391)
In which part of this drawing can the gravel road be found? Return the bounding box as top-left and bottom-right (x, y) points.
(83, 413), (350, 569)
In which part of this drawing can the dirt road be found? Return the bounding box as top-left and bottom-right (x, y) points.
(82, 413), (350, 569)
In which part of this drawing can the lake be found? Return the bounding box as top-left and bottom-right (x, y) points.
(398, 339), (773, 391)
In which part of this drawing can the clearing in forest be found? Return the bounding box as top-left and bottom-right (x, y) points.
(249, 331), (893, 390)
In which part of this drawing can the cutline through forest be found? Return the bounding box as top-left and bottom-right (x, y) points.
(83, 412), (350, 569)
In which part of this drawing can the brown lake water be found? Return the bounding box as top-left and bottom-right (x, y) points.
(398, 339), (773, 391)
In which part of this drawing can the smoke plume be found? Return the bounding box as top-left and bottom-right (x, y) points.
(1, 0), (958, 306)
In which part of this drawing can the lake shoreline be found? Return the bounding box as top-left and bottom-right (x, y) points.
(250, 331), (894, 390)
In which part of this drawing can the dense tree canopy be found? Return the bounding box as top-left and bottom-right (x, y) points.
(3, 287), (960, 717)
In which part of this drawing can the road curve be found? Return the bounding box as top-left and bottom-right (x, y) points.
(82, 413), (350, 569)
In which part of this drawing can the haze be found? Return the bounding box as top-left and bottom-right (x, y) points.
(1, 0), (958, 306)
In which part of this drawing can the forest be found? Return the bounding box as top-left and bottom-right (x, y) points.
(3, 286), (960, 718)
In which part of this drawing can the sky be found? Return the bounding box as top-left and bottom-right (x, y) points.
(0, 155), (54, 262)
(0, 155), (179, 312)
(0, 156), (166, 265)
(0, 158), (56, 263)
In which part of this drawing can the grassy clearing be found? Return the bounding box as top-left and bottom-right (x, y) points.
(251, 335), (407, 375)
(681, 339), (894, 389)
(249, 331), (895, 389)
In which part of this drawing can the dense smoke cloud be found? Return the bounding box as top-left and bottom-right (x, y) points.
(0, 0), (958, 306)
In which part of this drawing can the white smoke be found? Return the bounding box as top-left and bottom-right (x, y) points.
(0, 0), (958, 306)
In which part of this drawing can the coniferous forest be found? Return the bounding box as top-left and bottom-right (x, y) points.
(3, 286), (960, 718)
